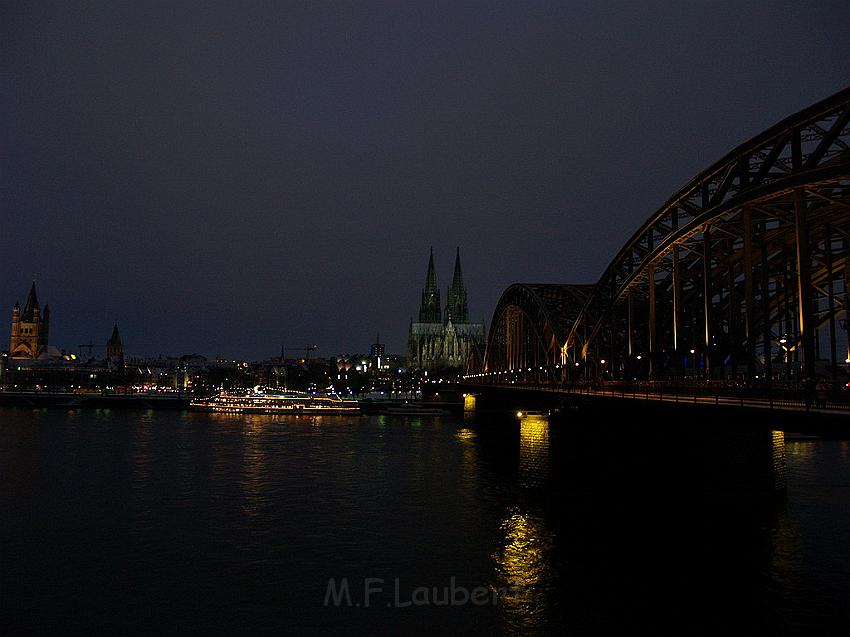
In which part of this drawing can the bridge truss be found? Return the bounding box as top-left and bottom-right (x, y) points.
(477, 87), (850, 384)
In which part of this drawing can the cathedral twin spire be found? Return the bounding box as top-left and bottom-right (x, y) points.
(409, 247), (485, 371)
(418, 247), (469, 325)
(419, 248), (442, 323)
(445, 247), (469, 323)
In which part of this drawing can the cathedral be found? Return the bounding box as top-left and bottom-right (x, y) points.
(407, 248), (485, 372)
(9, 283), (50, 359)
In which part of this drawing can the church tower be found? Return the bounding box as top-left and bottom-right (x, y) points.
(418, 247), (442, 323)
(9, 283), (49, 359)
(444, 247), (469, 324)
(106, 323), (124, 370)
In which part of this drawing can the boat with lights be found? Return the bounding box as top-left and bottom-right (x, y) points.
(190, 387), (359, 414)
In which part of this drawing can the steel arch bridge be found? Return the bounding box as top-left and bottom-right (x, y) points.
(481, 283), (593, 382)
(474, 87), (850, 385)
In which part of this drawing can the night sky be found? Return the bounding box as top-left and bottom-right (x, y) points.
(2, 1), (848, 359)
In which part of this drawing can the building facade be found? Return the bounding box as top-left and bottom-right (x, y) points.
(10, 283), (50, 359)
(407, 248), (485, 372)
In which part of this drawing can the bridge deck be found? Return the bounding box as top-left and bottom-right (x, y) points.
(465, 382), (850, 417)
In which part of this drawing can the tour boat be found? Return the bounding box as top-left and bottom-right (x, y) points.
(190, 387), (359, 414)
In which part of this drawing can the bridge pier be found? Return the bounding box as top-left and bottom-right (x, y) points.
(517, 411), (550, 489)
(463, 393), (478, 420)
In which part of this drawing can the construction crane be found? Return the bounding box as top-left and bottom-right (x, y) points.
(78, 340), (105, 358)
(279, 344), (318, 362)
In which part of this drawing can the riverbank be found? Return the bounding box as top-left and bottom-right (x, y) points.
(0, 391), (190, 410)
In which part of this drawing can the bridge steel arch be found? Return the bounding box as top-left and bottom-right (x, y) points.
(566, 87), (850, 382)
(479, 87), (850, 384)
(481, 284), (592, 383)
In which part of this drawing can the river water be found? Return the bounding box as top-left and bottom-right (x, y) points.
(1, 408), (848, 635)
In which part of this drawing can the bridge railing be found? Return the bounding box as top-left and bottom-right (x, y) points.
(466, 378), (850, 413)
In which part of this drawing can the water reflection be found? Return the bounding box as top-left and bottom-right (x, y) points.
(492, 507), (555, 634)
(131, 412), (154, 492)
(491, 412), (556, 635)
(2, 409), (848, 634)
(455, 427), (476, 443)
(240, 416), (267, 519)
(764, 437), (850, 632)
(455, 427), (479, 500)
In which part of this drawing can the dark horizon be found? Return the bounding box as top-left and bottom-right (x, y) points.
(3, 1), (849, 359)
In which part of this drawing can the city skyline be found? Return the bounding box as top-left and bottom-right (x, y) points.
(2, 4), (849, 635)
(3, 2), (849, 358)
(4, 248), (481, 359)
